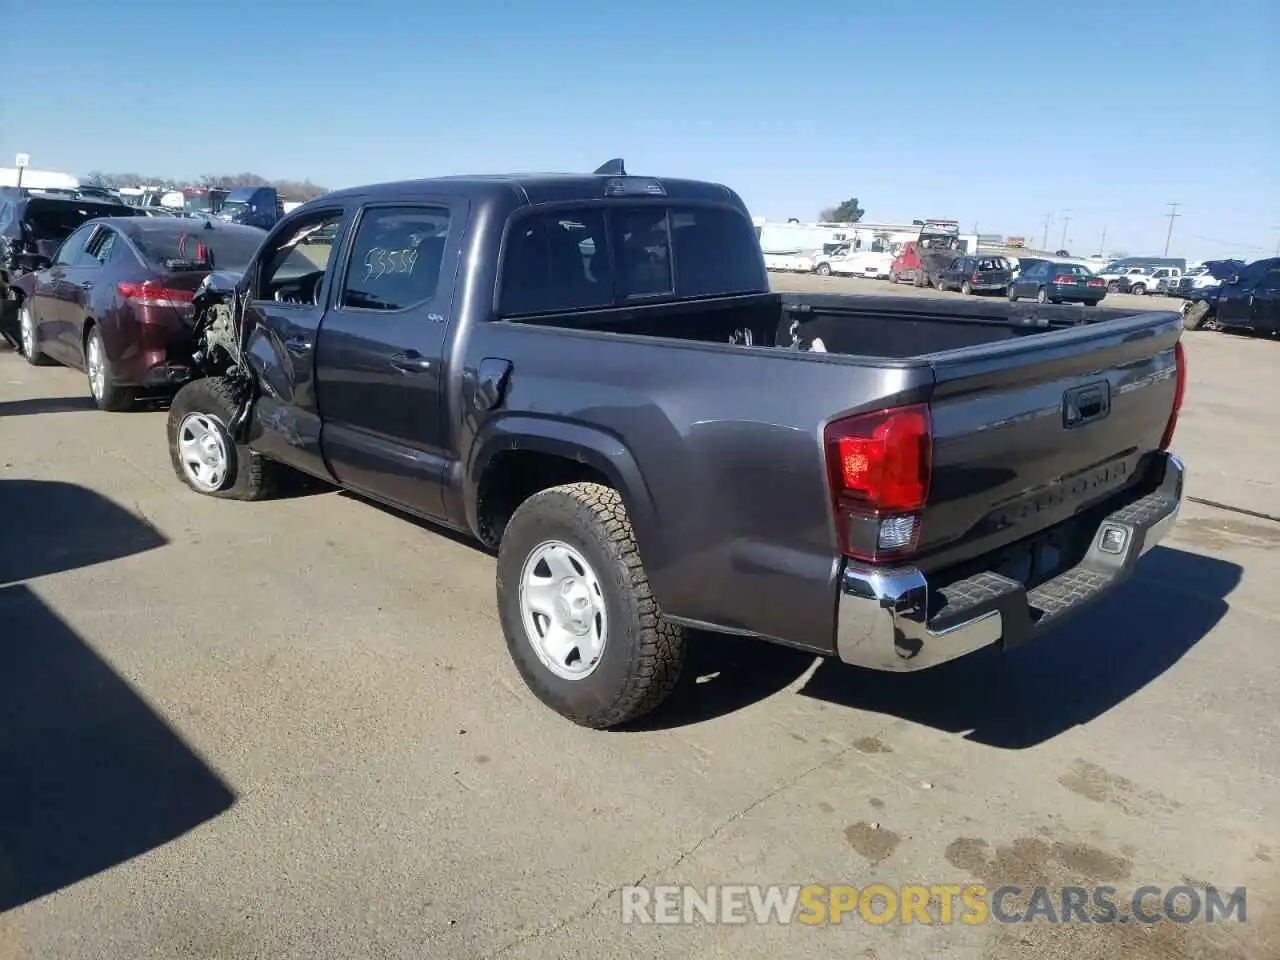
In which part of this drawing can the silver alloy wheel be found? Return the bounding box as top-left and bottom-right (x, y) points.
(20, 305), (34, 357)
(86, 331), (106, 401)
(1037, 287), (1048, 304)
(177, 412), (231, 492)
(518, 540), (608, 681)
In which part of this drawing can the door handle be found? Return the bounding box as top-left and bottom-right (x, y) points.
(283, 336), (312, 353)
(390, 351), (432, 373)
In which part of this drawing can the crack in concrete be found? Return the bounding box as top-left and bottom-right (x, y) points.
(483, 735), (872, 957)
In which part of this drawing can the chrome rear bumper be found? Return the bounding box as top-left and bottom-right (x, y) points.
(835, 453), (1185, 671)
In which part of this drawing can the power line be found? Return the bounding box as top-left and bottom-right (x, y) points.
(1060, 210), (1072, 251)
(1041, 213), (1052, 250)
(1163, 202), (1181, 256)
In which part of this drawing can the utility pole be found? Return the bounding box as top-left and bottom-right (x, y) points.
(1163, 202), (1181, 256)
(1098, 227), (1107, 257)
(1042, 213), (1052, 250)
(1060, 210), (1072, 250)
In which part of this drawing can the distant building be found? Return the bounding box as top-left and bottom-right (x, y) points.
(0, 167), (79, 190)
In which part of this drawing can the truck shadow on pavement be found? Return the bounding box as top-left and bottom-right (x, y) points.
(796, 545), (1240, 749)
(0, 479), (236, 913)
(0, 395), (98, 417)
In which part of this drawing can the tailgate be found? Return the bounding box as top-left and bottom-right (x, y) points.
(917, 310), (1182, 571)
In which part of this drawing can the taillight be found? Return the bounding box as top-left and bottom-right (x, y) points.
(824, 404), (932, 562)
(1159, 341), (1186, 451)
(1052, 274), (1077, 284)
(971, 271), (981, 283)
(1087, 278), (1106, 287)
(117, 280), (195, 310)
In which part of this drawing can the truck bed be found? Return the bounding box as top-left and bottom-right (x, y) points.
(511, 290), (1150, 358)
(479, 292), (1183, 652)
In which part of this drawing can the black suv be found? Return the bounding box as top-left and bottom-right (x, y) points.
(0, 188), (142, 348)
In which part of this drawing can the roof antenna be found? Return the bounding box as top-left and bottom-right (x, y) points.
(593, 158), (626, 176)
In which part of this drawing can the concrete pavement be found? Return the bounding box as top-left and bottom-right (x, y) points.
(0, 301), (1276, 959)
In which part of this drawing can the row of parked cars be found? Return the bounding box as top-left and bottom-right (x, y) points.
(0, 185), (274, 404)
(0, 160), (1192, 731)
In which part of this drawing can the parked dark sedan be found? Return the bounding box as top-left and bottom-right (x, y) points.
(934, 255), (1013, 295)
(1007, 260), (1107, 305)
(12, 218), (266, 410)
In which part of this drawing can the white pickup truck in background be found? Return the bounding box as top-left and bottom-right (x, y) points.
(810, 243), (896, 279)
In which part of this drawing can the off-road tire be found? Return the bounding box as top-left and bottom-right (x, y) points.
(1106, 281), (1120, 293)
(814, 262), (831, 277)
(496, 482), (686, 728)
(166, 376), (279, 500)
(1130, 283), (1147, 296)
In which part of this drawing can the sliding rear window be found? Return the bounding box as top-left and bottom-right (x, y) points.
(499, 203), (765, 316)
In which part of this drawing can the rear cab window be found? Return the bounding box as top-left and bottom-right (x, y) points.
(499, 202), (765, 316)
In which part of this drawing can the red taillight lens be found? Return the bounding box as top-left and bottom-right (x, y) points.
(1052, 274), (1077, 284)
(117, 280), (195, 309)
(1159, 341), (1186, 451)
(971, 271), (981, 282)
(1087, 278), (1105, 287)
(825, 404), (932, 561)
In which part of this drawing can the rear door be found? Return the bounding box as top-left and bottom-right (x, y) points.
(38, 223), (100, 363)
(241, 203), (353, 478)
(314, 197), (467, 519)
(1217, 260), (1266, 327)
(1251, 262), (1280, 332)
(60, 226), (118, 364)
(1014, 261), (1044, 297)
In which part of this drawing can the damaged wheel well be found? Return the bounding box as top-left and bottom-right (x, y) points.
(476, 451), (611, 547)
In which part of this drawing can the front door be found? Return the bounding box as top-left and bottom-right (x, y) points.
(314, 198), (466, 519)
(241, 204), (353, 479)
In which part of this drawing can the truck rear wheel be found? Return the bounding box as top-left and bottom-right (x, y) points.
(496, 482), (686, 729)
(166, 377), (279, 500)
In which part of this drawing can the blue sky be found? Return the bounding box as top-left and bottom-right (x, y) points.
(2, 0), (1275, 260)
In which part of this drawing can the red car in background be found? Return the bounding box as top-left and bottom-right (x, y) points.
(13, 217), (265, 410)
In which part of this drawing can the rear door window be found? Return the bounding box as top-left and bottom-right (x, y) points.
(499, 209), (614, 316)
(53, 224), (99, 266)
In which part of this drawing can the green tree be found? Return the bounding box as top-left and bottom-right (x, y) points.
(819, 198), (865, 223)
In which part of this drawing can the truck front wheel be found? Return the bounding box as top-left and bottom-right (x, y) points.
(496, 482), (686, 728)
(166, 377), (278, 500)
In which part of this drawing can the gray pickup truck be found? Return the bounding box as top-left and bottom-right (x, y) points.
(165, 160), (1187, 728)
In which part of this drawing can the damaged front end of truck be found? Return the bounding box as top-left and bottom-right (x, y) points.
(187, 271), (258, 436)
